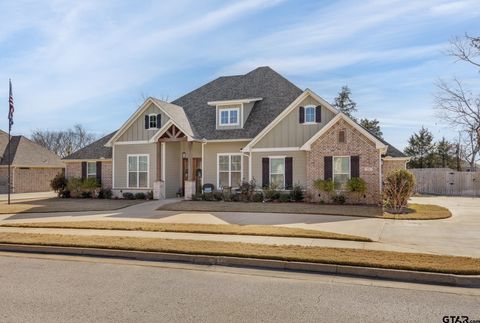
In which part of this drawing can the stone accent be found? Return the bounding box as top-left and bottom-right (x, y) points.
(153, 181), (166, 200)
(306, 119), (381, 204)
(8, 167), (64, 193)
(184, 180), (196, 200)
(382, 159), (407, 178)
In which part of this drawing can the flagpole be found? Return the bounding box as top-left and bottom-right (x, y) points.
(7, 79), (12, 205)
(7, 120), (11, 205)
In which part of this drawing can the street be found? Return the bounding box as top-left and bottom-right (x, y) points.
(0, 252), (478, 322)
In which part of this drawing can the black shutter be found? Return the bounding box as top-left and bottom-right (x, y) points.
(351, 156), (360, 178)
(157, 114), (161, 128)
(262, 158), (269, 188)
(285, 157), (293, 190)
(324, 156), (332, 180)
(145, 115), (149, 129)
(81, 162), (87, 179)
(96, 161), (102, 184)
(315, 106), (322, 123)
(299, 106), (305, 124)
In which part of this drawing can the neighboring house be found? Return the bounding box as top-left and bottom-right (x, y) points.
(0, 130), (64, 193)
(64, 67), (408, 204)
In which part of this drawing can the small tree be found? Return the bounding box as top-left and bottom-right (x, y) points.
(383, 169), (416, 213)
(50, 173), (68, 197)
(313, 179), (334, 202)
(346, 177), (366, 203)
(404, 126), (435, 168)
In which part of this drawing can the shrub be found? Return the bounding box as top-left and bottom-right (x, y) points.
(279, 193), (291, 202)
(122, 192), (135, 200)
(135, 192), (146, 200)
(384, 169), (416, 213)
(50, 173), (68, 197)
(332, 194), (346, 205)
(213, 191), (223, 201)
(146, 190), (154, 200)
(313, 179), (334, 202)
(82, 178), (101, 198)
(347, 177), (367, 203)
(66, 177), (84, 198)
(191, 193), (202, 201)
(263, 184), (280, 201)
(98, 188), (112, 199)
(290, 183), (304, 202)
(231, 193), (241, 202)
(239, 178), (256, 201)
(252, 192), (264, 202)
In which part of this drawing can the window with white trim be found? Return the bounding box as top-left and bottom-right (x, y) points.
(219, 108), (239, 126)
(87, 162), (96, 179)
(218, 154), (241, 188)
(333, 156), (350, 190)
(128, 155), (148, 188)
(304, 105), (316, 123)
(149, 114), (158, 129)
(270, 157), (285, 189)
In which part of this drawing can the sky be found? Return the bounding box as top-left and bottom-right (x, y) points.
(0, 0), (479, 150)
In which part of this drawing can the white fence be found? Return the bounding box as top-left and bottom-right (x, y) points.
(409, 168), (480, 197)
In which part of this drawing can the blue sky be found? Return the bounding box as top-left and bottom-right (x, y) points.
(0, 0), (479, 150)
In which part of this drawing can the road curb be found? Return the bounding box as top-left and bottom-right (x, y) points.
(0, 243), (478, 287)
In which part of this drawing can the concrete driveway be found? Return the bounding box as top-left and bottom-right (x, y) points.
(0, 196), (478, 258)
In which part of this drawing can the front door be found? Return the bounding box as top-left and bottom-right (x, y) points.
(182, 158), (202, 194)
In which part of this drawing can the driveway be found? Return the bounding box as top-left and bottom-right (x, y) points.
(0, 196), (478, 257)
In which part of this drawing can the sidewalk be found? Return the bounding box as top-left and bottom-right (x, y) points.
(0, 226), (437, 255)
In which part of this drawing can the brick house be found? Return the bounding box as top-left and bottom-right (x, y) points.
(0, 130), (64, 193)
(64, 67), (408, 204)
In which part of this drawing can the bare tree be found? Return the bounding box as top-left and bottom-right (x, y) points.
(31, 124), (98, 158)
(457, 128), (480, 171)
(435, 34), (480, 170)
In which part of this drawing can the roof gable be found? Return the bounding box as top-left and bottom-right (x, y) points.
(63, 132), (115, 160)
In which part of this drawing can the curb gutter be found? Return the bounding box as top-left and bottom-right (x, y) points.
(0, 243), (478, 288)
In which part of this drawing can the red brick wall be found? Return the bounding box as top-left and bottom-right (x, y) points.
(306, 119), (382, 204)
(65, 161), (112, 189)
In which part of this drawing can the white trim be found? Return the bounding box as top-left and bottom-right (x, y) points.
(216, 153), (243, 189)
(300, 113), (388, 152)
(332, 156), (351, 190)
(113, 140), (150, 145)
(382, 156), (410, 161)
(147, 113), (159, 130)
(379, 150), (382, 192)
(304, 105), (317, 124)
(249, 147), (300, 153)
(248, 152), (252, 182)
(112, 145), (115, 188)
(63, 159), (111, 162)
(161, 142), (166, 181)
(149, 119), (195, 143)
(208, 98), (262, 106)
(126, 154), (149, 189)
(206, 138), (252, 143)
(218, 107), (240, 126)
(86, 161), (96, 178)
(244, 89), (338, 151)
(269, 156), (286, 189)
(201, 142), (205, 186)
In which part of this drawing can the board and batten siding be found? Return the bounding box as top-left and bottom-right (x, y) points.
(164, 141), (182, 198)
(117, 103), (170, 142)
(113, 143), (157, 189)
(202, 141), (249, 188)
(253, 96), (336, 148)
(250, 151), (307, 188)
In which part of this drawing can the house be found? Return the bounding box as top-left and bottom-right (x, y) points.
(63, 67), (408, 204)
(0, 130), (64, 193)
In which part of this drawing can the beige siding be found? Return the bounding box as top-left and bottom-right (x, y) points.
(242, 102), (254, 126)
(250, 151), (307, 188)
(254, 96), (336, 148)
(203, 141), (249, 189)
(164, 141), (182, 198)
(216, 104), (242, 130)
(113, 143), (157, 189)
(117, 103), (170, 142)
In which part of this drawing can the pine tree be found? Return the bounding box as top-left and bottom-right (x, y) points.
(332, 85), (357, 119)
(404, 127), (435, 168)
(435, 137), (455, 168)
(360, 118), (383, 138)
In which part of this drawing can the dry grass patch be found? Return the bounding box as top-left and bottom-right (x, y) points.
(1, 221), (371, 242)
(0, 198), (143, 214)
(383, 204), (452, 220)
(159, 201), (383, 217)
(0, 232), (478, 275)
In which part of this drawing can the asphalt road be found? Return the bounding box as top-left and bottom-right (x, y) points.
(0, 253), (478, 323)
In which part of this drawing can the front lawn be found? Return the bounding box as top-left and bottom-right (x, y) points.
(0, 198), (144, 214)
(0, 232), (478, 274)
(383, 204), (452, 220)
(1, 221), (371, 242)
(158, 201), (384, 217)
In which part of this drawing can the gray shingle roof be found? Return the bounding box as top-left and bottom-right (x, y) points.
(0, 130), (64, 167)
(63, 131), (115, 160)
(172, 66), (303, 140)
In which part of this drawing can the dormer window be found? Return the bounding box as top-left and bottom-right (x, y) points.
(145, 114), (161, 130)
(219, 108), (240, 126)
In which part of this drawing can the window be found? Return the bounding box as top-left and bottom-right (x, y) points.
(128, 155), (149, 188)
(217, 154), (242, 188)
(87, 162), (96, 179)
(149, 114), (158, 129)
(219, 108), (240, 126)
(304, 106), (316, 123)
(333, 156), (350, 190)
(270, 157), (285, 188)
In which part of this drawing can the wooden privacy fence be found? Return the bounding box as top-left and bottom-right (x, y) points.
(409, 168), (480, 197)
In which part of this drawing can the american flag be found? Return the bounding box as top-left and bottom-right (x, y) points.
(8, 79), (14, 131)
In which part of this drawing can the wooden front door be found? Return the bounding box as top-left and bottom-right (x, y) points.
(182, 158), (202, 194)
